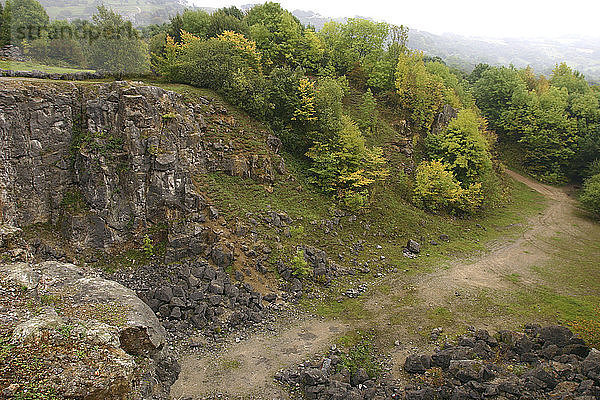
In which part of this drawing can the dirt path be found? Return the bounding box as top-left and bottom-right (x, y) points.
(414, 169), (584, 303)
(171, 318), (349, 399)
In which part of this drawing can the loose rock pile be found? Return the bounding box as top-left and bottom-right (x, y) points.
(106, 259), (276, 337)
(276, 245), (339, 295)
(279, 325), (600, 400)
(276, 346), (400, 400)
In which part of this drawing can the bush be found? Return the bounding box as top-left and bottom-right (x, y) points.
(413, 160), (483, 214)
(358, 88), (377, 132)
(291, 248), (310, 277)
(160, 31), (267, 118)
(307, 115), (388, 209)
(425, 109), (493, 185)
(580, 173), (600, 215)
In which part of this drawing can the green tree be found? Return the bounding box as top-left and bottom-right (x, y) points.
(313, 76), (348, 140)
(0, 2), (6, 46)
(169, 13), (183, 43)
(181, 9), (210, 38)
(473, 66), (525, 135)
(266, 66), (303, 148)
(307, 115), (388, 209)
(87, 6), (149, 75)
(396, 50), (445, 132)
(425, 109), (493, 185)
(28, 20), (86, 67)
(580, 172), (600, 216)
(518, 86), (578, 182)
(207, 8), (247, 38)
(320, 18), (390, 76)
(467, 63), (490, 84)
(358, 88), (377, 132)
(6, 0), (48, 43)
(245, 2), (305, 69)
(413, 160), (483, 214)
(160, 31), (266, 118)
(551, 63), (589, 96)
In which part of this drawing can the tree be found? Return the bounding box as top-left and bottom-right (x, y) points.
(580, 172), (600, 216)
(245, 2), (306, 69)
(6, 0), (48, 43)
(28, 20), (86, 67)
(473, 66), (526, 135)
(181, 9), (210, 38)
(207, 8), (247, 38)
(0, 2), (5, 46)
(319, 18), (390, 76)
(307, 115), (388, 209)
(413, 160), (483, 214)
(358, 89), (377, 132)
(551, 63), (589, 96)
(313, 76), (348, 140)
(168, 13), (183, 43)
(467, 63), (490, 84)
(396, 50), (445, 132)
(159, 31), (266, 118)
(87, 6), (149, 75)
(266, 66), (303, 148)
(517, 86), (578, 182)
(425, 109), (493, 185)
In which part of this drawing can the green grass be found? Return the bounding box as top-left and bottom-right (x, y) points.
(0, 60), (94, 74)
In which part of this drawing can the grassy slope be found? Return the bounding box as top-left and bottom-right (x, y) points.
(0, 60), (94, 74)
(71, 79), (598, 348)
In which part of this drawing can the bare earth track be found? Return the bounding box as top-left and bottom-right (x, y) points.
(171, 318), (349, 399)
(415, 169), (585, 302)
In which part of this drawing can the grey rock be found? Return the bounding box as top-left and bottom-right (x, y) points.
(406, 239), (420, 254)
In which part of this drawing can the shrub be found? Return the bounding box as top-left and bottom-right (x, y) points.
(307, 115), (388, 209)
(142, 234), (155, 258)
(291, 249), (310, 277)
(425, 109), (493, 186)
(580, 173), (600, 215)
(413, 160), (483, 214)
(358, 88), (377, 132)
(160, 31), (267, 118)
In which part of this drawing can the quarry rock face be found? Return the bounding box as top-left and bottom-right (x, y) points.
(0, 79), (280, 255)
(0, 261), (179, 399)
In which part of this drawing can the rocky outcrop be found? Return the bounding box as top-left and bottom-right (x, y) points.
(0, 79), (282, 257)
(0, 68), (106, 80)
(430, 104), (458, 135)
(0, 261), (179, 399)
(0, 45), (28, 62)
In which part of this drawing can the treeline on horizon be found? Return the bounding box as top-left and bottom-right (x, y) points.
(0, 0), (599, 216)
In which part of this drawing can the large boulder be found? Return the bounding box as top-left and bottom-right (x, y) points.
(0, 261), (179, 399)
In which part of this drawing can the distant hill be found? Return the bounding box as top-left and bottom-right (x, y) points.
(39, 0), (186, 25)
(408, 30), (600, 83)
(290, 9), (600, 83)
(39, 1), (600, 82)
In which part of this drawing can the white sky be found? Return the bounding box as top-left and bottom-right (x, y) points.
(189, 0), (600, 38)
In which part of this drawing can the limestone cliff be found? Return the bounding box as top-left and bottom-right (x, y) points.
(0, 78), (283, 257)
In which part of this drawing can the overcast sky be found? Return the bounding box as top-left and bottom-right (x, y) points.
(189, 0), (600, 38)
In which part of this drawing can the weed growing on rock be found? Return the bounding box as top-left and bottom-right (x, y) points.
(291, 249), (310, 278)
